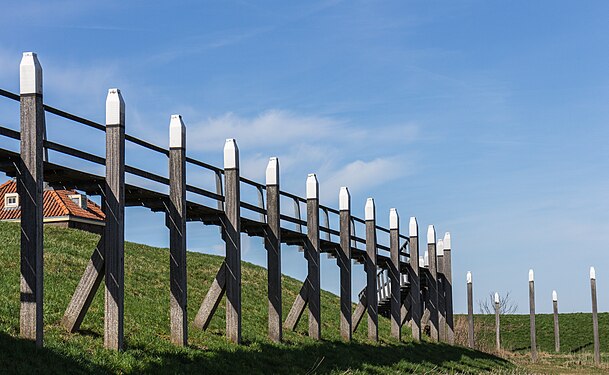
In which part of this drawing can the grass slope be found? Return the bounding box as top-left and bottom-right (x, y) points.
(0, 222), (510, 374)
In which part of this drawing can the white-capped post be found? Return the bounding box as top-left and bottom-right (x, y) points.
(408, 217), (422, 341)
(339, 187), (352, 340)
(552, 290), (560, 353)
(529, 269), (537, 362)
(591, 267), (600, 364)
(389, 208), (401, 340)
(365, 198), (378, 341)
(495, 292), (501, 352)
(19, 52), (45, 347)
(427, 225), (439, 342)
(306, 174), (321, 339)
(265, 157), (282, 342)
(168, 115), (187, 346)
(467, 271), (474, 349)
(443, 232), (455, 345)
(104, 88), (125, 350)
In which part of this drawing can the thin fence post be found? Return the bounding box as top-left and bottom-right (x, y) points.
(168, 115), (187, 346)
(409, 217), (421, 341)
(437, 238), (446, 342)
(427, 225), (439, 342)
(529, 269), (537, 362)
(443, 232), (454, 345)
(339, 187), (352, 341)
(553, 290), (560, 353)
(224, 139), (241, 344)
(18, 52), (44, 348)
(389, 208), (401, 340)
(495, 292), (500, 352)
(306, 174), (321, 340)
(104, 88), (125, 351)
(365, 198), (378, 341)
(467, 271), (474, 349)
(265, 157), (281, 342)
(591, 267), (600, 365)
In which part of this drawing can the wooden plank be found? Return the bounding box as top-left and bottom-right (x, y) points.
(529, 269), (537, 362)
(224, 139), (241, 344)
(409, 217), (421, 341)
(553, 291), (560, 353)
(285, 283), (308, 331)
(389, 209), (401, 340)
(193, 262), (226, 330)
(104, 88), (125, 350)
(306, 174), (321, 340)
(168, 115), (187, 346)
(352, 294), (367, 333)
(427, 225), (439, 342)
(467, 272), (474, 349)
(365, 198), (378, 341)
(443, 232), (454, 345)
(18, 52), (45, 347)
(339, 187), (352, 341)
(591, 268), (600, 365)
(265, 158), (282, 342)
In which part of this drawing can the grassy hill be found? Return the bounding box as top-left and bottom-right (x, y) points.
(0, 222), (511, 374)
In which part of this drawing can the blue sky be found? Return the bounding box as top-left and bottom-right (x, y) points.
(1, 1), (609, 314)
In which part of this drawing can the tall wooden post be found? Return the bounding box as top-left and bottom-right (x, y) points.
(443, 232), (454, 345)
(467, 271), (474, 349)
(365, 198), (378, 341)
(168, 115), (187, 346)
(591, 267), (600, 365)
(104, 88), (125, 350)
(265, 157), (282, 342)
(306, 174), (321, 340)
(552, 290), (560, 353)
(437, 238), (446, 343)
(494, 292), (500, 352)
(389, 208), (401, 340)
(409, 217), (421, 341)
(224, 139), (241, 344)
(427, 225), (439, 342)
(529, 269), (537, 362)
(19, 52), (44, 347)
(339, 187), (352, 341)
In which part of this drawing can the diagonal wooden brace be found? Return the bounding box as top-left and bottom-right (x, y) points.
(401, 296), (412, 327)
(284, 282), (308, 331)
(193, 262), (227, 330)
(61, 234), (105, 333)
(352, 293), (367, 333)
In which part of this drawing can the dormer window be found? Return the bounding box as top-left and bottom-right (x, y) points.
(68, 194), (87, 210)
(4, 193), (19, 209)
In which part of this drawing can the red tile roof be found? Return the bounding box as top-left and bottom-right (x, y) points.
(0, 180), (104, 222)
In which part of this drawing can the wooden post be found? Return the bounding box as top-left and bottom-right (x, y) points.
(365, 198), (378, 341)
(443, 232), (454, 345)
(427, 225), (439, 342)
(224, 139), (241, 344)
(339, 187), (352, 341)
(389, 208), (401, 340)
(529, 269), (537, 362)
(437, 238), (446, 343)
(552, 290), (560, 353)
(306, 174), (321, 340)
(265, 157), (282, 342)
(467, 271), (474, 349)
(409, 217), (421, 341)
(494, 292), (500, 352)
(104, 88), (125, 351)
(168, 115), (187, 346)
(591, 267), (600, 365)
(18, 52), (44, 347)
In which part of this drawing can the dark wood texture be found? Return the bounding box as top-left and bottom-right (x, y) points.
(428, 242), (439, 342)
(390, 223), (401, 340)
(409, 233), (421, 341)
(443, 248), (454, 345)
(225, 167), (241, 344)
(365, 214), (378, 341)
(265, 183), (282, 342)
(306, 195), (321, 340)
(339, 204), (352, 340)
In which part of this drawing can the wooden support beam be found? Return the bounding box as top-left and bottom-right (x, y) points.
(339, 187), (352, 341)
(265, 157), (282, 342)
(529, 269), (537, 362)
(168, 115), (187, 346)
(18, 52), (45, 347)
(591, 267), (600, 365)
(306, 174), (321, 340)
(365, 198), (378, 341)
(467, 271), (474, 349)
(224, 139), (241, 344)
(553, 290), (560, 353)
(401, 295), (412, 327)
(427, 225), (439, 342)
(285, 283), (308, 331)
(389, 208), (401, 340)
(193, 262), (226, 330)
(409, 217), (421, 341)
(495, 293), (501, 352)
(437, 238), (446, 343)
(104, 88), (126, 351)
(443, 232), (454, 345)
(352, 293), (367, 333)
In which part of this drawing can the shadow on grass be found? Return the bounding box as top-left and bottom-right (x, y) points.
(570, 342), (593, 353)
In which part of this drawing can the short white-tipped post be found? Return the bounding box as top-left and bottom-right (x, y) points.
(306, 174), (321, 340)
(591, 267), (600, 365)
(426, 225), (439, 341)
(265, 157), (281, 342)
(408, 216), (422, 341)
(495, 292), (501, 352)
(389, 208), (401, 340)
(529, 269), (537, 362)
(552, 290), (560, 353)
(338, 187), (352, 340)
(443, 232), (454, 345)
(467, 271), (474, 348)
(365, 198), (378, 341)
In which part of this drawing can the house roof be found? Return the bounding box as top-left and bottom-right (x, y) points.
(0, 180), (104, 222)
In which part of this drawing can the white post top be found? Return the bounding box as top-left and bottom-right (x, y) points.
(20, 52), (42, 95)
(467, 271), (472, 284)
(106, 88), (125, 126)
(427, 224), (436, 244)
(443, 232), (451, 250)
(418, 256), (424, 266)
(266, 157), (279, 186)
(365, 198), (375, 221)
(552, 290), (558, 302)
(529, 269), (534, 282)
(339, 187), (350, 211)
(424, 250), (429, 267)
(389, 208), (399, 230)
(169, 114), (186, 149)
(409, 216), (418, 237)
(494, 292), (500, 304)
(306, 173), (318, 199)
(437, 239), (444, 256)
(223, 138), (239, 169)
(590, 266), (596, 280)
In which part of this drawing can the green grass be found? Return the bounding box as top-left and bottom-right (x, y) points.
(0, 221), (512, 374)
